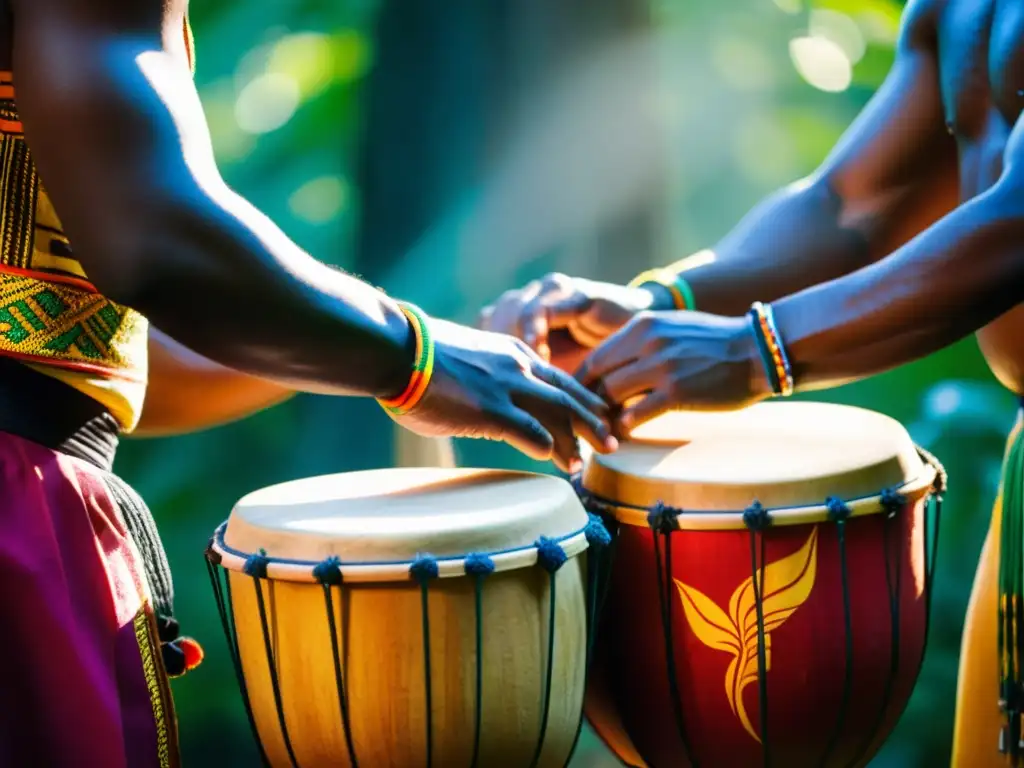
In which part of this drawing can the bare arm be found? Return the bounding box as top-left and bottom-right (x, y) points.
(11, 0), (412, 398)
(775, 113), (1024, 391)
(662, 0), (958, 316)
(133, 329), (294, 437)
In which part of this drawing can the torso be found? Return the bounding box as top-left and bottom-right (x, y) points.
(929, 0), (1024, 391)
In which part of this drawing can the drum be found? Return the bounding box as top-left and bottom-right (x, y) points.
(576, 402), (945, 767)
(204, 467), (611, 768)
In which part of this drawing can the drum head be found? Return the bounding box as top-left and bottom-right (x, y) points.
(224, 467), (588, 565)
(584, 402), (929, 518)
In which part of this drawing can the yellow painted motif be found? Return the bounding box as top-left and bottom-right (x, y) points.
(676, 528), (819, 742)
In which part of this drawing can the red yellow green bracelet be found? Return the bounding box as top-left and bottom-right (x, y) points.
(628, 268), (696, 311)
(378, 302), (435, 416)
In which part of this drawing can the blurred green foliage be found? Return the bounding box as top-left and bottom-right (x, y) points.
(117, 0), (1009, 764)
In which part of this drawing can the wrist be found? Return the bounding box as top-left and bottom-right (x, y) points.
(642, 283), (677, 312)
(747, 301), (795, 398)
(628, 268), (696, 311)
(378, 303), (435, 412)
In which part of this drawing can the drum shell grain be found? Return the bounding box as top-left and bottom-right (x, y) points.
(228, 557), (588, 768)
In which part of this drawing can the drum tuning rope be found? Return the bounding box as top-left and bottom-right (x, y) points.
(647, 501), (698, 768)
(574, 445), (946, 768)
(205, 510), (610, 768)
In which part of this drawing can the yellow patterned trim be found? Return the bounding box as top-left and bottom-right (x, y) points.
(133, 605), (180, 768)
(0, 267), (147, 380)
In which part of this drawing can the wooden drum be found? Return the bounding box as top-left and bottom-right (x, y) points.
(205, 468), (612, 768)
(576, 402), (945, 767)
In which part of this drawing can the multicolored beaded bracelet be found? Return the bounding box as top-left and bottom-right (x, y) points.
(378, 302), (435, 417)
(628, 267), (697, 311)
(749, 301), (794, 397)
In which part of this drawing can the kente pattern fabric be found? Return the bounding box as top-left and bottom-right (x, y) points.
(0, 18), (196, 431)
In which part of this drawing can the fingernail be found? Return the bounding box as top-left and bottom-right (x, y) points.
(604, 436), (619, 452)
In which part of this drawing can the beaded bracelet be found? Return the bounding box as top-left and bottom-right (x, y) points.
(378, 302), (435, 417)
(748, 301), (794, 397)
(628, 268), (696, 311)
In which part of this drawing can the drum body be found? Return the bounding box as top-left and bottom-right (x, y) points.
(206, 468), (608, 768)
(579, 403), (944, 768)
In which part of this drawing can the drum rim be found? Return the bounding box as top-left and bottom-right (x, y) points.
(577, 460), (938, 531)
(207, 519), (593, 583)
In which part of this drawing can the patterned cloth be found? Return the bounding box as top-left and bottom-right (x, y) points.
(0, 430), (180, 766)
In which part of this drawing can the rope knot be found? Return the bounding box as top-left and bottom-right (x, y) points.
(826, 496), (851, 522)
(204, 540), (223, 567)
(535, 536), (568, 573)
(313, 556), (344, 586)
(464, 553), (496, 577)
(647, 501), (681, 534)
(584, 513), (612, 549)
(743, 501), (772, 532)
(880, 488), (906, 518)
(243, 549), (270, 579)
(410, 554), (440, 583)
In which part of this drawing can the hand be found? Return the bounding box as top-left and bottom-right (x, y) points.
(575, 311), (773, 434)
(395, 318), (618, 474)
(479, 273), (669, 373)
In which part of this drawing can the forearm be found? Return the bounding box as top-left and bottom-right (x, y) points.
(773, 183), (1024, 390)
(656, 180), (872, 315)
(120, 191), (414, 399)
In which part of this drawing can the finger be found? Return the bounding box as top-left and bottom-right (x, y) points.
(516, 377), (617, 455)
(493, 407), (555, 462)
(519, 296), (550, 353)
(574, 320), (640, 387)
(488, 282), (540, 337)
(478, 304), (494, 330)
(530, 355), (610, 420)
(510, 390), (581, 473)
(601, 357), (662, 408)
(618, 390), (674, 434)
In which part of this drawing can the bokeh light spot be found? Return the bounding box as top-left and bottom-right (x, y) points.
(268, 33), (335, 98)
(289, 176), (349, 223)
(789, 36), (852, 93)
(235, 73), (300, 135)
(333, 30), (372, 83)
(810, 9), (866, 64)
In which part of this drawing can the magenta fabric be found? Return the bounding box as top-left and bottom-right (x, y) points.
(0, 431), (177, 767)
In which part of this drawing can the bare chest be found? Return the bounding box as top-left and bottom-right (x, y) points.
(938, 0), (1024, 142)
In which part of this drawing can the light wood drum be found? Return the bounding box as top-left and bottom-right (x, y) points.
(576, 402), (946, 767)
(205, 467), (612, 768)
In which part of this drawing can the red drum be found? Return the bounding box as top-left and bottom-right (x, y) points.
(577, 403), (945, 767)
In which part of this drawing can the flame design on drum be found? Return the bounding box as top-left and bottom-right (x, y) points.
(675, 528), (819, 743)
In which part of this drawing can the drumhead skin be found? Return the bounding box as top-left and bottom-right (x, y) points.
(224, 467), (588, 570)
(583, 402), (934, 525)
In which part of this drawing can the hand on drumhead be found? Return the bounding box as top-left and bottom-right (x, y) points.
(394, 318), (619, 473)
(575, 311), (774, 434)
(479, 273), (665, 373)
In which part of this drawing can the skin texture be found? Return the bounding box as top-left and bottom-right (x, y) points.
(3, 0), (616, 471)
(485, 0), (1024, 430)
